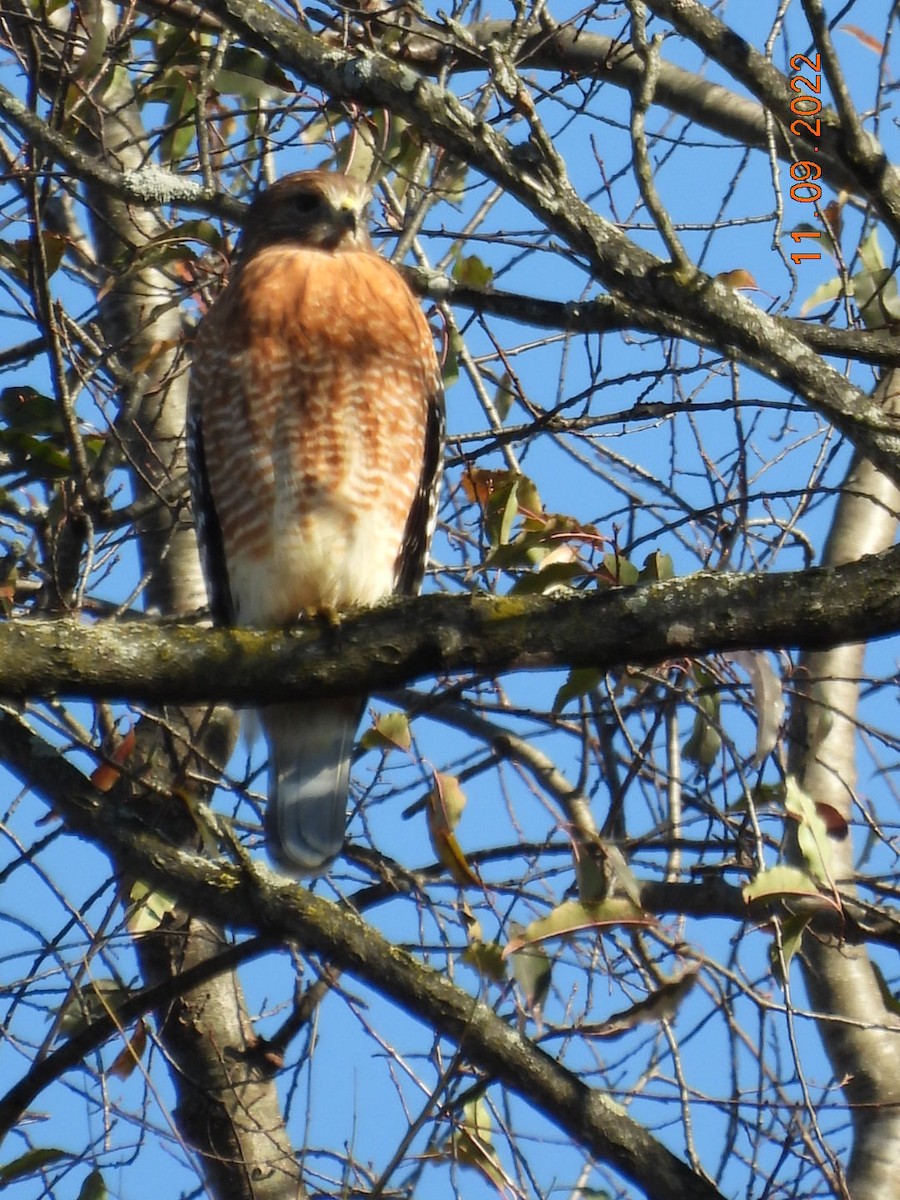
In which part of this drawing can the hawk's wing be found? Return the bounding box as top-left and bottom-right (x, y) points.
(394, 375), (445, 597)
(186, 398), (235, 626)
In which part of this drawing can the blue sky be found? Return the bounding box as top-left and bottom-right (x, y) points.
(1, 3), (899, 1198)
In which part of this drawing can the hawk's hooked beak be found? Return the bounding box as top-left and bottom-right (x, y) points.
(332, 197), (363, 234)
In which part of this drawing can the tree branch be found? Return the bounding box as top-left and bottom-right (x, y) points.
(0, 707), (727, 1200)
(421, 270), (900, 368)
(3, 547), (900, 703)
(643, 0), (900, 244)
(196, 0), (900, 481)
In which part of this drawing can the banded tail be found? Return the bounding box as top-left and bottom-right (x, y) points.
(262, 699), (364, 875)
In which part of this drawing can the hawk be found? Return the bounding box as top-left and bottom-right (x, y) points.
(187, 170), (444, 875)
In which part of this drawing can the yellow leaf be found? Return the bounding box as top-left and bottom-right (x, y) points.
(742, 864), (831, 904)
(445, 1099), (512, 1194)
(505, 897), (650, 954)
(426, 772), (477, 885)
(127, 880), (179, 935)
(360, 710), (411, 752)
(430, 824), (478, 886)
(451, 252), (494, 289)
(462, 939), (506, 983)
(432, 771), (466, 828)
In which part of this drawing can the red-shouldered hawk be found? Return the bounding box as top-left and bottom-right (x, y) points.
(187, 170), (444, 875)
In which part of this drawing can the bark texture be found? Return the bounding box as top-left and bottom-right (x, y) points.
(10, 9), (304, 1193)
(791, 373), (900, 1200)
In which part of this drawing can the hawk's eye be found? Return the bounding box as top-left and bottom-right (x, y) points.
(291, 191), (322, 215)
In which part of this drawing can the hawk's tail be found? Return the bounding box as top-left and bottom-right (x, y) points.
(262, 699), (364, 876)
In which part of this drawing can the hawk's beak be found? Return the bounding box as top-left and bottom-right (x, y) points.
(333, 198), (362, 234)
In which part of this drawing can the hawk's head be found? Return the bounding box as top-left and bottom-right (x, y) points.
(238, 170), (374, 256)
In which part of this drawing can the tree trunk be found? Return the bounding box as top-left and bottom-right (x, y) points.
(7, 7), (305, 1193)
(790, 371), (900, 1199)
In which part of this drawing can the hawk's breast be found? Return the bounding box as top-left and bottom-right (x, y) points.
(193, 245), (440, 626)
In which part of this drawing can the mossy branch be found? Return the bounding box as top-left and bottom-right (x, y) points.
(4, 548), (900, 703)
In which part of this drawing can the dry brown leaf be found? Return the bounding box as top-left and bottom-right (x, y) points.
(716, 268), (760, 291)
(91, 726), (136, 793)
(840, 24), (884, 54)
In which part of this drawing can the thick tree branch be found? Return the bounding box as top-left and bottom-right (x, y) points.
(3, 548), (900, 703)
(2, 78), (897, 406)
(0, 80), (233, 215)
(421, 271), (900, 368)
(135, 1), (864, 196)
(4, 7), (899, 470)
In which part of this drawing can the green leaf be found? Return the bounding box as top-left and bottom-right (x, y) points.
(800, 231), (900, 327)
(495, 479), (520, 547)
(76, 1168), (108, 1200)
(507, 898), (650, 952)
(726, 650), (784, 763)
(784, 776), (833, 883)
(0, 1148), (67, 1184)
(683, 691), (721, 767)
(790, 220), (835, 256)
(798, 274), (843, 317)
(769, 913), (810, 985)
(851, 262), (900, 327)
(0, 386), (63, 435)
(0, 427), (73, 479)
(0, 232), (67, 282)
(451, 253), (494, 289)
(872, 961), (900, 1017)
(509, 923), (552, 1012)
(437, 158), (469, 207)
(493, 372), (514, 422)
(160, 75), (196, 165)
(574, 844), (609, 901)
(858, 227), (886, 274)
(442, 329), (462, 389)
(509, 560), (583, 595)
(494, 474), (539, 546)
(213, 46), (294, 100)
(130, 220), (225, 271)
(742, 864), (822, 903)
(638, 550), (674, 583)
(601, 553), (639, 586)
(59, 979), (130, 1036)
(553, 667), (602, 713)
